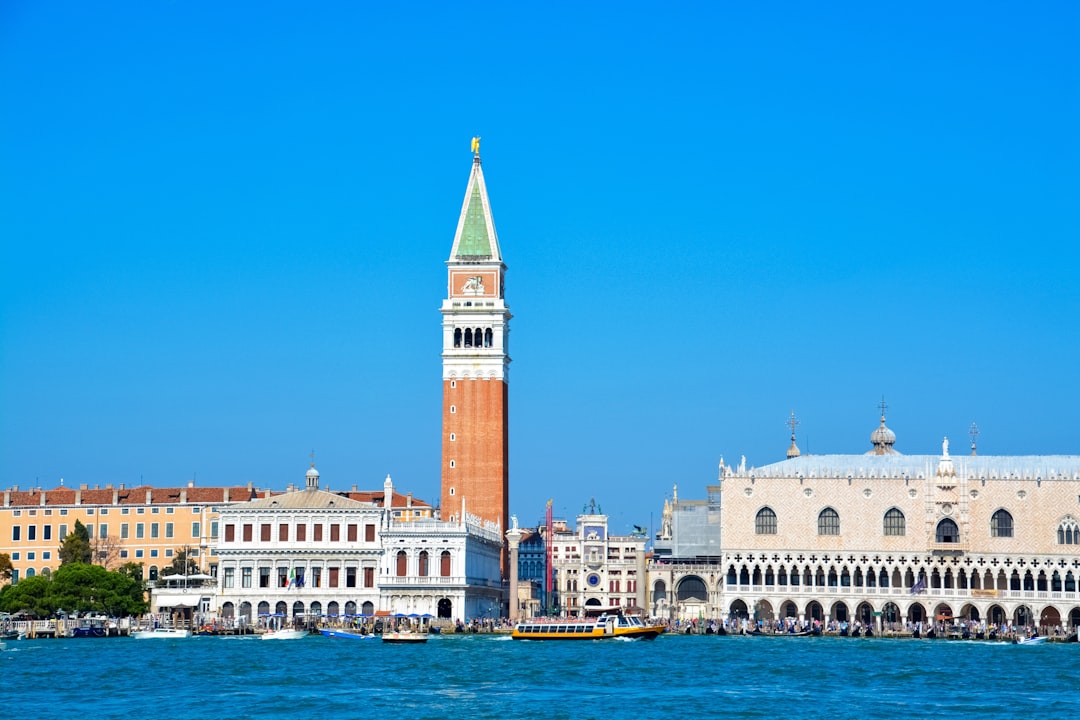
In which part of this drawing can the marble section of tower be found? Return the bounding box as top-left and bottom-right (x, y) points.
(440, 151), (511, 560)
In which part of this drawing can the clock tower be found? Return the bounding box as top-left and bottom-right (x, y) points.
(440, 141), (511, 574)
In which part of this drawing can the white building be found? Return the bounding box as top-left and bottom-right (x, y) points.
(214, 465), (502, 624)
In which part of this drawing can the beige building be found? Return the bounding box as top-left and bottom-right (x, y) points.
(550, 503), (648, 616)
(651, 415), (1080, 632)
(0, 482), (251, 583)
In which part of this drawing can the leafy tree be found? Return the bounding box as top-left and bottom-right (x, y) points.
(168, 547), (199, 576)
(47, 563), (147, 617)
(59, 520), (93, 565)
(0, 552), (12, 582)
(0, 575), (53, 617)
(118, 562), (145, 583)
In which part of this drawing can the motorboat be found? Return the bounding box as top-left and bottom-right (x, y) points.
(319, 627), (376, 640)
(381, 630), (428, 644)
(131, 627), (192, 639)
(1013, 635), (1047, 645)
(261, 628), (309, 640)
(512, 610), (665, 641)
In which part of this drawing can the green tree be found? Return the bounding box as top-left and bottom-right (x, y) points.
(0, 575), (53, 617)
(47, 563), (147, 617)
(168, 547), (199, 576)
(0, 552), (12, 582)
(117, 561), (144, 583)
(58, 520), (93, 565)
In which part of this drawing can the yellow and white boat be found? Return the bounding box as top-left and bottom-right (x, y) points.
(511, 612), (664, 641)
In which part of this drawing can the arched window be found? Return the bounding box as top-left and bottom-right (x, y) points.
(818, 507), (840, 536)
(883, 508), (905, 536)
(990, 509), (1013, 538)
(440, 550), (452, 577)
(755, 507), (777, 535)
(484, 328), (493, 347)
(453, 328), (462, 348)
(1058, 517), (1079, 545)
(936, 518), (959, 543)
(418, 551), (429, 577)
(396, 550), (407, 577)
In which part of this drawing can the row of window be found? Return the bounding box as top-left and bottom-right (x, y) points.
(723, 565), (1080, 592)
(11, 522), (211, 542)
(223, 522), (377, 543)
(9, 506), (193, 517)
(223, 565), (377, 590)
(452, 327), (494, 348)
(754, 507), (1077, 542)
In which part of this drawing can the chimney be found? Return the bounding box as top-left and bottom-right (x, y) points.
(145, 489), (153, 504)
(40, 491), (46, 507)
(112, 488), (119, 505)
(75, 489), (82, 505)
(223, 488), (230, 503)
(188, 480), (195, 488)
(180, 489), (187, 504)
(3, 490), (9, 507)
(407, 492), (412, 509)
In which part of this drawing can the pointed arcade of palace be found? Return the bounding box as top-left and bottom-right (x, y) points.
(440, 141), (511, 574)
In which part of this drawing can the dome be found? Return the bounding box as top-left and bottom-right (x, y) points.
(866, 414), (899, 455)
(306, 465), (320, 478)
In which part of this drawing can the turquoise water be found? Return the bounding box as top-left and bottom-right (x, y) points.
(3, 634), (1076, 720)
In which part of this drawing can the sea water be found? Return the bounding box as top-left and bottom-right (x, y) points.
(2, 634), (1075, 720)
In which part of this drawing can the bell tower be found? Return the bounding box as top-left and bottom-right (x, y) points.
(440, 140), (511, 569)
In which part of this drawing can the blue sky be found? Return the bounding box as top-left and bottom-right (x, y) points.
(2, 2), (1077, 536)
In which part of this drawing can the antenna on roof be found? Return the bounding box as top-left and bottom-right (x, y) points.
(969, 422), (979, 456)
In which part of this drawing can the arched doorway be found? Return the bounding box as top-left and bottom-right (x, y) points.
(856, 602), (874, 626)
(221, 602), (235, 620)
(1014, 605), (1033, 627)
(782, 601), (798, 619)
(831, 602), (848, 623)
(362, 601), (374, 616)
(309, 601), (322, 618)
(882, 602), (900, 625)
(907, 603), (925, 624)
(806, 601), (823, 622)
(292, 601), (304, 619)
(988, 604), (1006, 626)
(239, 602), (252, 623)
(755, 600), (774, 622)
(1040, 606), (1062, 629)
(258, 601), (270, 617)
(729, 599), (750, 620)
(327, 601), (340, 617)
(344, 601), (357, 615)
(1069, 607), (1080, 629)
(275, 601), (287, 616)
(934, 603), (953, 626)
(437, 598), (452, 619)
(959, 604), (980, 622)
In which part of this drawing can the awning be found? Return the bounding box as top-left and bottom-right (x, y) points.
(152, 594), (201, 608)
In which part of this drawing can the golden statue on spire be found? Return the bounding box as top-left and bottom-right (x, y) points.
(471, 136), (481, 155)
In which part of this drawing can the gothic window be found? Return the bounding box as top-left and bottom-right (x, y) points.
(755, 507), (777, 535)
(484, 328), (493, 347)
(453, 328), (462, 348)
(1058, 517), (1079, 545)
(990, 509), (1014, 538)
(818, 507), (840, 536)
(936, 518), (959, 543)
(883, 508), (905, 536)
(463, 328), (473, 348)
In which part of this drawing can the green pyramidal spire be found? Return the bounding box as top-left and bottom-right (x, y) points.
(449, 153), (503, 262)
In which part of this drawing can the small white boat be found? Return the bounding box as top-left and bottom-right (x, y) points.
(1013, 635), (1047, 645)
(381, 630), (428, 644)
(261, 628), (308, 640)
(131, 627), (192, 639)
